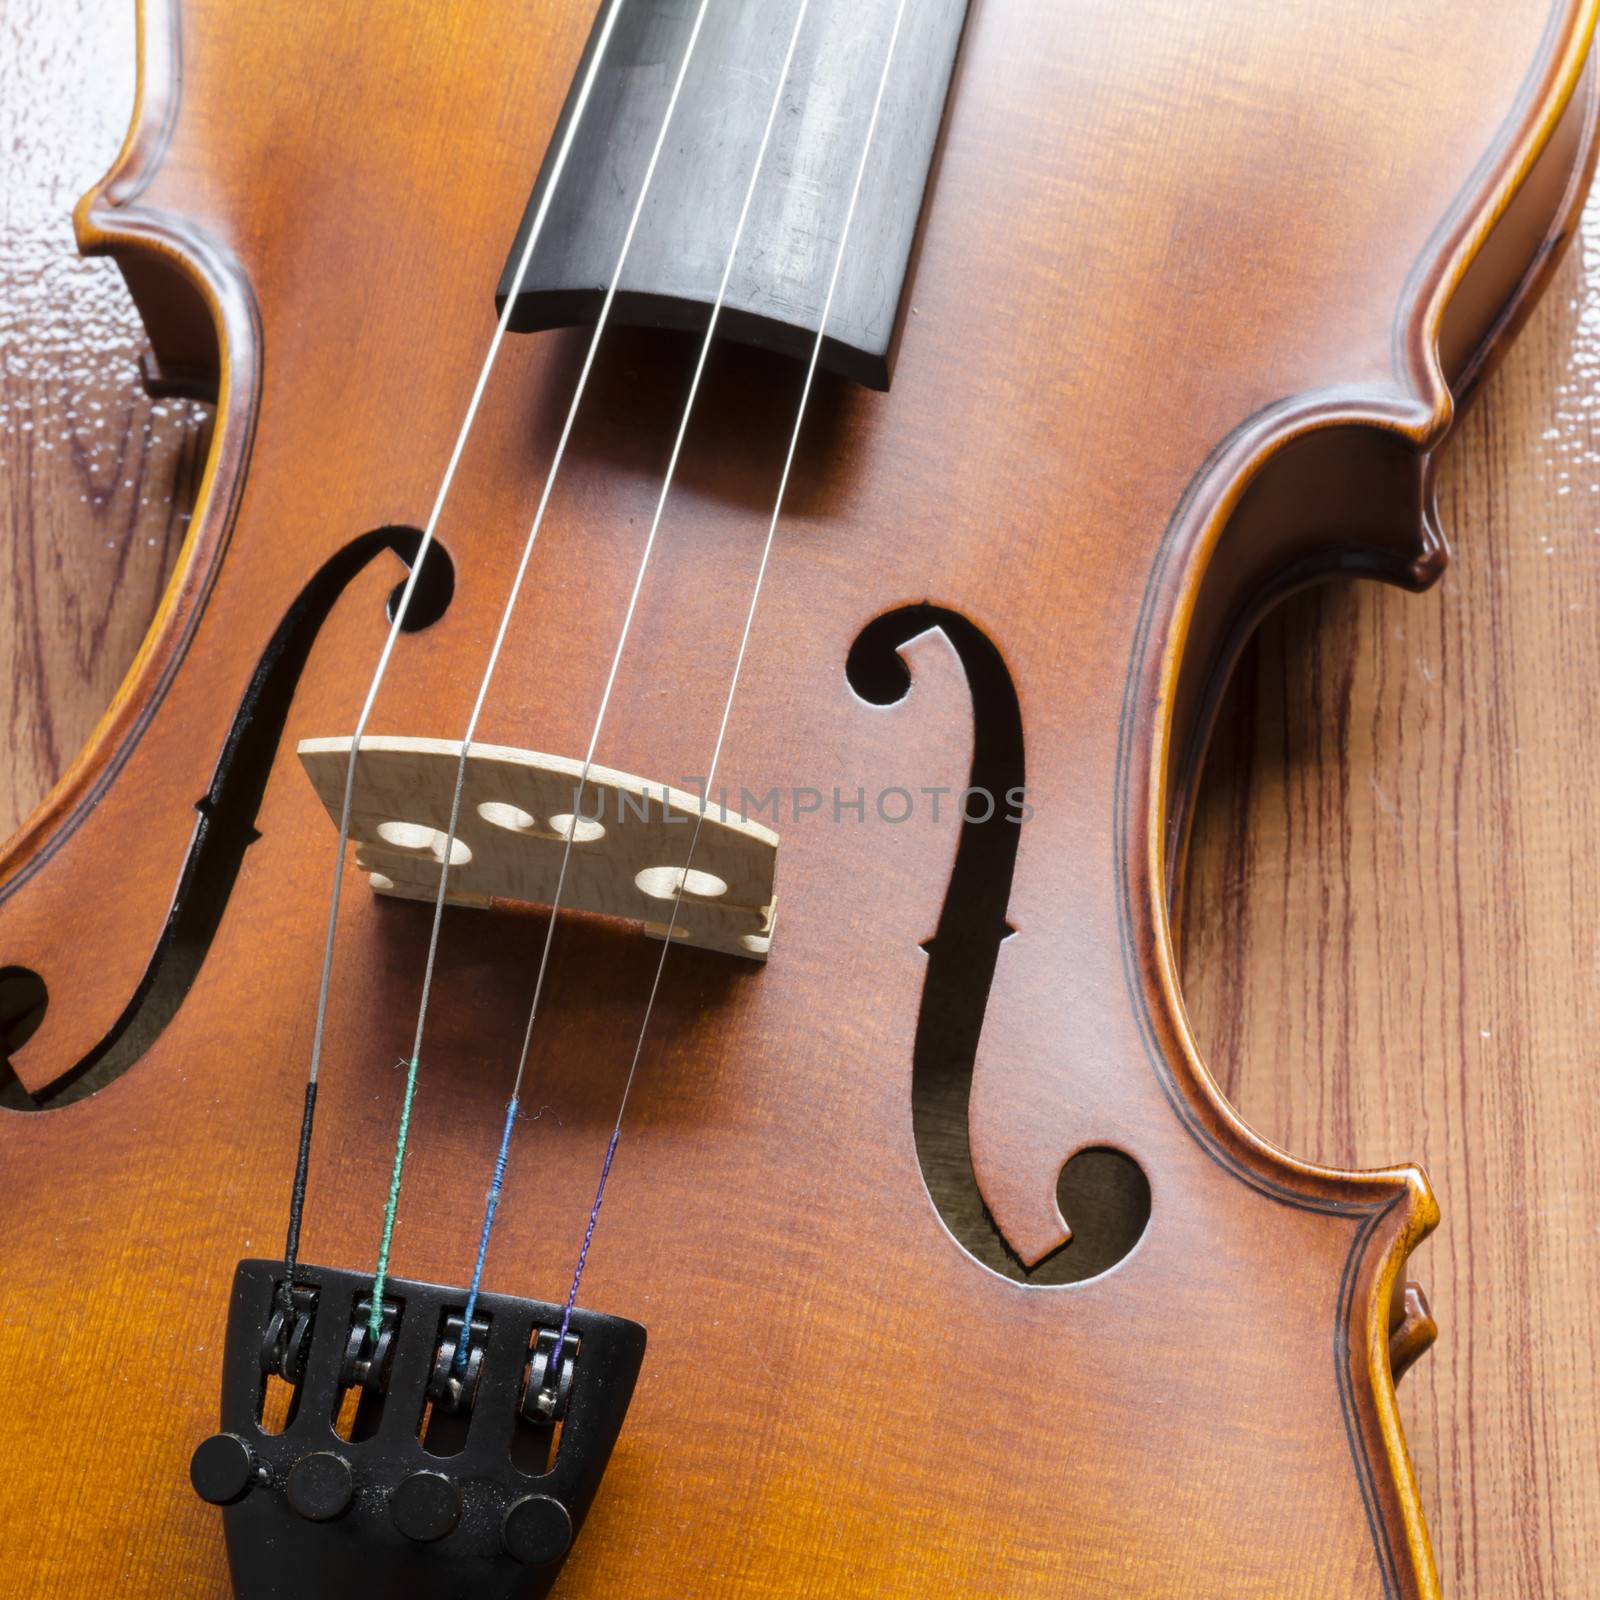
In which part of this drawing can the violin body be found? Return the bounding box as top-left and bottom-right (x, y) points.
(2, 1), (1596, 1595)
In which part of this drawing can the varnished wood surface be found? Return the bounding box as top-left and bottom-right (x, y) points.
(1181, 226), (1600, 1592)
(1, 1), (1595, 1595)
(0, 0), (210, 837)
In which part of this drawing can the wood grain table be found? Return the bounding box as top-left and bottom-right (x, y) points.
(3, 3), (1596, 1594)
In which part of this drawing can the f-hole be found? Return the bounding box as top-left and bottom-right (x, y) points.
(0, 967), (48, 1108)
(387, 536), (455, 632)
(848, 605), (1150, 1283)
(2, 527), (454, 1108)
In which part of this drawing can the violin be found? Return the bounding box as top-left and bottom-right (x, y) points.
(2, 1), (1596, 1595)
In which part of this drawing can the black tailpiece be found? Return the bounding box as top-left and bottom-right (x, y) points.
(190, 1259), (645, 1600)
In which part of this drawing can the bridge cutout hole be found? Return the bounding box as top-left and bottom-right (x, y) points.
(635, 866), (727, 901)
(479, 800), (536, 833)
(545, 812), (605, 845)
(374, 821), (471, 867)
(377, 820), (436, 852)
(478, 802), (607, 845)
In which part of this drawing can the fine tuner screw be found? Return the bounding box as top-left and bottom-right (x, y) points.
(389, 1470), (461, 1543)
(190, 1433), (265, 1507)
(502, 1493), (573, 1566)
(285, 1451), (353, 1522)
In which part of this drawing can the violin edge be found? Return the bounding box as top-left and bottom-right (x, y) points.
(1149, 2), (1599, 1228)
(1141, 9), (1600, 1595)
(2, 5), (1596, 1593)
(0, 0), (258, 903)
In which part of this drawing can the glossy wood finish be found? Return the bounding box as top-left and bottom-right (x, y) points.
(1, 2), (1596, 1595)
(1182, 202), (1600, 1594)
(0, 0), (211, 841)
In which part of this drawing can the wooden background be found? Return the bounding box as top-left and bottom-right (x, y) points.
(3, 1), (1597, 1593)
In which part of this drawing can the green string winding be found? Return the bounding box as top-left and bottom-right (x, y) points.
(368, 1055), (421, 1340)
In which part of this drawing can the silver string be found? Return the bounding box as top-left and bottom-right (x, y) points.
(403, 0), (722, 1066)
(506, 0), (816, 1105)
(303, 0), (628, 1097)
(364, 0), (719, 1326)
(452, 0), (820, 1358)
(280, 0), (630, 1302)
(549, 0), (911, 1346)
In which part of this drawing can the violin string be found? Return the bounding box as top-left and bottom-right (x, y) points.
(451, 0), (819, 1365)
(363, 0), (718, 1339)
(538, 0), (908, 1370)
(549, 0), (910, 1362)
(275, 0), (629, 1311)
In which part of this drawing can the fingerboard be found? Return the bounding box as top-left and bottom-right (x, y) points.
(496, 0), (971, 390)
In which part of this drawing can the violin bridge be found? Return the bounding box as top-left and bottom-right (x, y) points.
(297, 735), (778, 960)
